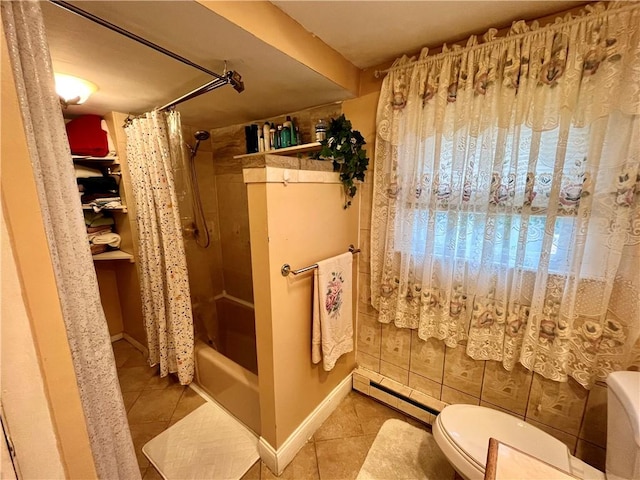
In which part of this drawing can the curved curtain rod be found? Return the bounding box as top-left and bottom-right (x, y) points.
(374, 2), (640, 78)
(49, 0), (226, 80)
(49, 0), (244, 115)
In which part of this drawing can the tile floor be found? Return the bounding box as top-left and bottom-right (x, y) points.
(113, 340), (450, 480)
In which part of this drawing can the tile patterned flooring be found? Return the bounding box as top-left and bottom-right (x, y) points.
(114, 340), (448, 480)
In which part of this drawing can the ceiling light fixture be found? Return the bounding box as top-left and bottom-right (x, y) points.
(54, 73), (97, 108)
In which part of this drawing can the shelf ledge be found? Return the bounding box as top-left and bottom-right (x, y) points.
(82, 205), (127, 213)
(92, 250), (134, 263)
(233, 142), (321, 159)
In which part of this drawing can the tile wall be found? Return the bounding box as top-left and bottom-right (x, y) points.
(209, 103), (342, 304)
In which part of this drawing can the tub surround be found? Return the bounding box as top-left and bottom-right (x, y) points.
(194, 340), (261, 435)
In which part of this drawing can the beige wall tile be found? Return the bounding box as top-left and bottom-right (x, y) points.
(526, 374), (588, 437)
(358, 272), (373, 311)
(380, 375), (412, 397)
(481, 361), (533, 417)
(357, 351), (380, 372)
(579, 384), (607, 448)
(353, 378), (370, 395)
(357, 312), (381, 357)
(410, 390), (446, 413)
(370, 386), (399, 409)
(222, 269), (254, 303)
(441, 386), (480, 406)
(575, 439), (606, 472)
(380, 361), (409, 385)
(409, 372), (442, 399)
(443, 345), (485, 398)
(480, 401), (524, 420)
(358, 229), (371, 275)
(380, 324), (412, 370)
(354, 367), (384, 384)
(526, 418), (578, 453)
(410, 332), (445, 383)
(397, 399), (433, 425)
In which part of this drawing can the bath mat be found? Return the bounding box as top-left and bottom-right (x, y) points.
(142, 401), (259, 480)
(356, 419), (455, 480)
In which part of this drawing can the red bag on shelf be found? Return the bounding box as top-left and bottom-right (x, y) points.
(65, 114), (108, 157)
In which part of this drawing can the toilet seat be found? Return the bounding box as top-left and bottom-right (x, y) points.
(433, 405), (572, 480)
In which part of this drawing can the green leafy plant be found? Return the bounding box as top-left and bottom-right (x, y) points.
(315, 114), (369, 209)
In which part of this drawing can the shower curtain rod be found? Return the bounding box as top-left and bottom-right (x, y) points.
(49, 0), (244, 110)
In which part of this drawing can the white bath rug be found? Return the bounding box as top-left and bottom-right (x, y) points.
(356, 419), (455, 480)
(142, 401), (259, 480)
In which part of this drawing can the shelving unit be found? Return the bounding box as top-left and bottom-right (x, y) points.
(233, 141), (322, 159)
(72, 134), (131, 262)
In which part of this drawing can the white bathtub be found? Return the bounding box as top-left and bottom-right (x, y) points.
(194, 339), (261, 434)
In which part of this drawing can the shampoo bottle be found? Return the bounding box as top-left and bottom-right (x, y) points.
(270, 123), (276, 149)
(263, 122), (271, 151)
(283, 116), (295, 146)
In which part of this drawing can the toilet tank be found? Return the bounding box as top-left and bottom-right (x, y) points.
(606, 371), (640, 480)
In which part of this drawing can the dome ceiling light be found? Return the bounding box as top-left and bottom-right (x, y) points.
(54, 72), (98, 108)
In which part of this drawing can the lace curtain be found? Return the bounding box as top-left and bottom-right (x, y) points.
(371, 2), (640, 388)
(1, 1), (140, 477)
(125, 110), (195, 384)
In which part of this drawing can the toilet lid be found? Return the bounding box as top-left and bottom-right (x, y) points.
(438, 405), (571, 473)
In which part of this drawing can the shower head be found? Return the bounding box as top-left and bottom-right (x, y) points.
(188, 130), (210, 158)
(194, 131), (210, 141)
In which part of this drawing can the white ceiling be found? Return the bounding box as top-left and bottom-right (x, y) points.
(273, 1), (585, 69)
(41, 1), (586, 129)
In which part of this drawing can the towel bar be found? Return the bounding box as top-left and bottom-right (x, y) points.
(281, 245), (360, 277)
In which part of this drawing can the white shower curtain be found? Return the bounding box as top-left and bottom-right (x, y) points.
(1, 1), (140, 478)
(125, 110), (195, 384)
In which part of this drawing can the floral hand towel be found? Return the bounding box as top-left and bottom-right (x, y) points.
(312, 252), (354, 371)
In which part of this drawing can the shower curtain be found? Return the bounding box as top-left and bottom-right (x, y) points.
(125, 110), (195, 385)
(1, 1), (140, 478)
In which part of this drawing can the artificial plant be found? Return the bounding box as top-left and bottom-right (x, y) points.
(315, 114), (369, 209)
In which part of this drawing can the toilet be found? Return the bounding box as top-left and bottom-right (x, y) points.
(433, 371), (640, 480)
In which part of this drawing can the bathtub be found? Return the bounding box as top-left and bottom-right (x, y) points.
(194, 339), (261, 435)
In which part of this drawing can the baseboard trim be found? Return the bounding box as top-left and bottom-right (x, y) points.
(110, 333), (123, 343)
(123, 333), (148, 356)
(258, 372), (353, 475)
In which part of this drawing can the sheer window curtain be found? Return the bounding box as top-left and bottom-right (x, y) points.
(371, 2), (640, 389)
(1, 1), (140, 478)
(125, 110), (194, 385)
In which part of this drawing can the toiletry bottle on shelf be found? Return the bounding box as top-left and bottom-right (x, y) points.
(281, 124), (291, 148)
(245, 124), (259, 153)
(263, 122), (271, 151)
(283, 116), (296, 146)
(269, 123), (276, 150)
(257, 128), (264, 152)
(295, 125), (302, 146)
(276, 125), (283, 149)
(315, 119), (327, 142)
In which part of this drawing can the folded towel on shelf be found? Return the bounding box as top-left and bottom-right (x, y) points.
(89, 231), (121, 249)
(90, 244), (108, 255)
(84, 211), (115, 227)
(74, 164), (103, 179)
(312, 252), (354, 371)
(86, 197), (122, 212)
(87, 225), (112, 235)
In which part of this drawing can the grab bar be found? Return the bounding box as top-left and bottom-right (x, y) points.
(281, 245), (361, 277)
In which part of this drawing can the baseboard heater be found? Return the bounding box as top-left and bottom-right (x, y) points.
(369, 380), (441, 417)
